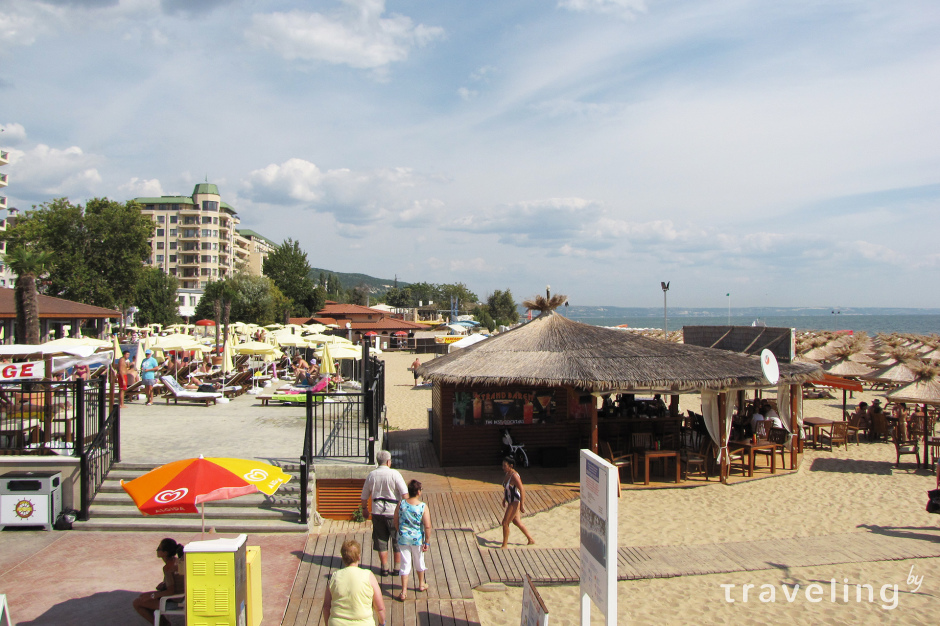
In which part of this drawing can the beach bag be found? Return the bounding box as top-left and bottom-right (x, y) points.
(926, 489), (940, 514)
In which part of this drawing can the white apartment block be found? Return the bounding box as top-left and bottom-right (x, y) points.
(0, 148), (15, 288)
(136, 183), (274, 317)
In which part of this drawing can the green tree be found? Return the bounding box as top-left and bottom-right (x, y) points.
(439, 282), (478, 313)
(6, 247), (53, 344)
(475, 307), (496, 332)
(263, 238), (317, 316)
(486, 289), (519, 326)
(408, 282), (439, 307)
(0, 197), (153, 310)
(134, 267), (180, 327)
(194, 275), (286, 325)
(325, 274), (343, 301)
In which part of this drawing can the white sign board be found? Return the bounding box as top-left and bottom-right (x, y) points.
(579, 449), (618, 626)
(0, 361), (45, 381)
(521, 575), (549, 626)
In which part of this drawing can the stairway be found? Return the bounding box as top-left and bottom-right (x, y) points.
(72, 462), (311, 533)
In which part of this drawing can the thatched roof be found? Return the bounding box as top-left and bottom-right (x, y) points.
(824, 359), (874, 377)
(417, 312), (821, 393)
(861, 362), (918, 385)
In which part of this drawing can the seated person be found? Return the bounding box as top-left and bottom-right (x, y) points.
(750, 406), (765, 433)
(763, 403), (783, 429)
(853, 401), (870, 429)
(183, 380), (221, 392)
(126, 362), (140, 385)
(72, 363), (90, 381)
(291, 354), (310, 374)
(163, 354), (178, 375)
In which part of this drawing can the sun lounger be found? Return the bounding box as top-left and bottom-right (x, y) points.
(160, 376), (222, 406)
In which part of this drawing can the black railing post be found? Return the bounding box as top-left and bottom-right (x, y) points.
(113, 405), (121, 463)
(75, 380), (85, 457)
(97, 376), (106, 434)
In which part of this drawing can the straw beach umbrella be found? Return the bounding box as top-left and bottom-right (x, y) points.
(887, 363), (940, 469)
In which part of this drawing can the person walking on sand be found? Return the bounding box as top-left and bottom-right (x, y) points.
(500, 456), (535, 549)
(360, 449), (408, 577)
(411, 357), (421, 386)
(141, 349), (159, 405)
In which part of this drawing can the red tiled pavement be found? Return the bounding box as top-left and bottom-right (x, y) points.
(0, 530), (307, 625)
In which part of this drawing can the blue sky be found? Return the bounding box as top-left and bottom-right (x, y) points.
(1, 0), (939, 308)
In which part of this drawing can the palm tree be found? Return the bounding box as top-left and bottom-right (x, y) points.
(6, 247), (53, 344)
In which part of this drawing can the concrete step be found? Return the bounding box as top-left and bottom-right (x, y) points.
(72, 517), (307, 533)
(92, 491), (305, 508)
(88, 503), (301, 520)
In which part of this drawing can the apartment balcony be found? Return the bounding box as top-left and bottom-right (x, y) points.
(0, 196), (6, 210)
(178, 229), (199, 240)
(179, 204), (200, 214)
(177, 256), (200, 267)
(0, 173), (7, 188)
(0, 151), (8, 166)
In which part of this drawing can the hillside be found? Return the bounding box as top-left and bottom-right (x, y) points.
(308, 268), (407, 294)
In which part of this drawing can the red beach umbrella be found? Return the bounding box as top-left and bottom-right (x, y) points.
(195, 319), (216, 326)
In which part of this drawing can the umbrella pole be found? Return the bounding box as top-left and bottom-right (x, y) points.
(201, 502), (205, 539)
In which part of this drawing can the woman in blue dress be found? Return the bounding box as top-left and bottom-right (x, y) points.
(393, 479), (432, 601)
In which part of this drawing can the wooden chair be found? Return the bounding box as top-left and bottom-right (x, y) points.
(892, 421), (921, 468)
(680, 438), (711, 480)
(823, 422), (849, 451)
(754, 427), (790, 470)
(601, 440), (635, 491)
(870, 413), (890, 442)
(725, 444), (749, 477)
(754, 420), (770, 440)
(846, 414), (865, 445)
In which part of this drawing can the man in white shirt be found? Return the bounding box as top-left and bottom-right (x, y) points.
(360, 449), (408, 576)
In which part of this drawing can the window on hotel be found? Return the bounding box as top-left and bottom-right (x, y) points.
(169, 229), (177, 236)
(170, 268), (176, 275)
(213, 217), (219, 224)
(202, 216), (212, 224)
(202, 229), (212, 237)
(202, 201), (218, 212)
(201, 242), (211, 250)
(156, 255), (164, 263)
(156, 228), (164, 237)
(169, 255), (176, 262)
(201, 255), (211, 263)
(212, 243), (218, 250)
(213, 230), (218, 237)
(157, 215), (165, 223)
(179, 296), (186, 304)
(156, 242), (164, 250)
(170, 215), (178, 224)
(169, 242), (177, 250)
(201, 268), (210, 276)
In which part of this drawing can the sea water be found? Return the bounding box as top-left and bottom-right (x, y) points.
(569, 315), (940, 336)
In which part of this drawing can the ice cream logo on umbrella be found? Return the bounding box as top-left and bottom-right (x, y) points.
(155, 488), (188, 504)
(15, 499), (35, 519)
(243, 469), (268, 482)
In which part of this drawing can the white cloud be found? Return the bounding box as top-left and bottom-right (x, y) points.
(457, 87), (477, 101)
(120, 177), (164, 197)
(247, 0), (444, 70)
(558, 0), (648, 19)
(0, 123), (28, 144)
(243, 158), (440, 231)
(9, 143), (102, 196)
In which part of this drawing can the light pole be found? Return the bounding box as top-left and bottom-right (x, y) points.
(661, 282), (670, 339)
(726, 292), (731, 325)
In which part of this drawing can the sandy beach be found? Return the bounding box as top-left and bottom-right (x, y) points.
(380, 351), (940, 625)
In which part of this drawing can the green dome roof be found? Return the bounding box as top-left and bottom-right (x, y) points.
(192, 183), (220, 196)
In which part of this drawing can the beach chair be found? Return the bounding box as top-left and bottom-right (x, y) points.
(846, 414), (866, 444)
(160, 376), (222, 407)
(755, 427), (789, 470)
(822, 422), (849, 451)
(601, 440), (634, 490)
(870, 413), (890, 442)
(154, 592), (184, 626)
(680, 438), (711, 480)
(892, 421), (920, 468)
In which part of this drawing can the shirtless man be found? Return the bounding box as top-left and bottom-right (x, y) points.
(411, 357), (421, 386)
(117, 352), (129, 408)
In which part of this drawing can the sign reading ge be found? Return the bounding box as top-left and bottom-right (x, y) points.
(0, 361), (46, 381)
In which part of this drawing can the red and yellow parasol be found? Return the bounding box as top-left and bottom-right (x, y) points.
(121, 456), (292, 534)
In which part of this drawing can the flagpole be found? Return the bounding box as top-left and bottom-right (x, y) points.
(727, 293), (731, 325)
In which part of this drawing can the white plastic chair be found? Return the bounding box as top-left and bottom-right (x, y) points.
(154, 593), (185, 625)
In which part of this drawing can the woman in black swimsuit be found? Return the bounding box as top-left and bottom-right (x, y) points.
(500, 456), (535, 549)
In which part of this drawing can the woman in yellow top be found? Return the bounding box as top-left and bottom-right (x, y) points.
(323, 540), (387, 626)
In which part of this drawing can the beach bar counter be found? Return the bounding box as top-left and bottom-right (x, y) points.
(418, 302), (823, 481)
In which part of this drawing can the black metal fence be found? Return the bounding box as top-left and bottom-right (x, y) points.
(0, 377), (120, 520)
(300, 354), (385, 524)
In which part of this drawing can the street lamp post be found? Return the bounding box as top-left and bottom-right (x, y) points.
(661, 281), (670, 339)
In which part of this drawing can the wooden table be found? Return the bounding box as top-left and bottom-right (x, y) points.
(731, 441), (778, 477)
(803, 417), (834, 450)
(643, 449), (680, 485)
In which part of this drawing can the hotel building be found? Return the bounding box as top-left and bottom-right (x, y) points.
(135, 183), (275, 317)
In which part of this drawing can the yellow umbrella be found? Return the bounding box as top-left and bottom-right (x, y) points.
(221, 336), (235, 375)
(235, 341), (280, 355)
(273, 335), (310, 348)
(316, 345), (362, 360)
(320, 342), (336, 375)
(42, 337), (112, 349)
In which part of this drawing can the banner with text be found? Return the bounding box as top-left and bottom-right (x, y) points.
(580, 449), (618, 626)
